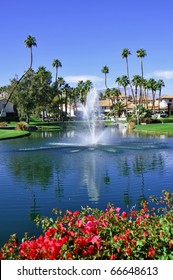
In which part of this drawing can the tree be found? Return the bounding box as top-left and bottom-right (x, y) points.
(121, 48), (134, 99)
(156, 79), (165, 112)
(62, 83), (72, 118)
(24, 35), (37, 69)
(104, 88), (121, 105)
(121, 48), (131, 78)
(115, 76), (121, 89)
(76, 80), (93, 105)
(119, 75), (130, 109)
(11, 69), (36, 123)
(147, 78), (157, 112)
(35, 66), (52, 120)
(101, 66), (109, 88)
(52, 59), (62, 82)
(132, 75), (143, 104)
(113, 101), (125, 117)
(136, 48), (147, 79)
(0, 35), (37, 118)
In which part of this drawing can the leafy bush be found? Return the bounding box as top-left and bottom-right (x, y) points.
(161, 118), (173, 123)
(1, 190), (173, 260)
(15, 121), (28, 131)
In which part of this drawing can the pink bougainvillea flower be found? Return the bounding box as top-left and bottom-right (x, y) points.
(115, 207), (121, 213)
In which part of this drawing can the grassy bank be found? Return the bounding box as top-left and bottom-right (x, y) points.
(134, 123), (173, 134)
(0, 130), (30, 140)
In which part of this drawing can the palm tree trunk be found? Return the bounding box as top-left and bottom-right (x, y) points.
(126, 58), (135, 101)
(0, 68), (31, 118)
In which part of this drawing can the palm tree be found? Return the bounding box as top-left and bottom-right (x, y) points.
(77, 80), (93, 105)
(156, 79), (165, 112)
(52, 59), (62, 82)
(101, 66), (109, 88)
(104, 88), (119, 106)
(119, 75), (130, 109)
(136, 48), (147, 79)
(0, 35), (37, 117)
(142, 78), (149, 108)
(147, 78), (157, 112)
(113, 101), (125, 117)
(121, 48), (134, 99)
(121, 48), (131, 77)
(115, 76), (121, 89)
(24, 35), (37, 69)
(132, 75), (143, 104)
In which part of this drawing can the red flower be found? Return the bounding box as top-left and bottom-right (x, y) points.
(147, 247), (156, 258)
(125, 247), (132, 256)
(121, 212), (127, 219)
(45, 227), (57, 238)
(143, 231), (148, 237)
(110, 254), (117, 260)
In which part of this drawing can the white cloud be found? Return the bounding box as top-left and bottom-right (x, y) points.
(64, 75), (104, 84)
(153, 71), (173, 80)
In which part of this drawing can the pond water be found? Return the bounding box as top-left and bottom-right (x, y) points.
(0, 126), (173, 246)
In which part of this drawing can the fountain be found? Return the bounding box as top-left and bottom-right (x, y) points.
(80, 88), (106, 145)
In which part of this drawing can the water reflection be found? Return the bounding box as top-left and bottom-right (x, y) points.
(1, 128), (173, 246)
(7, 137), (165, 206)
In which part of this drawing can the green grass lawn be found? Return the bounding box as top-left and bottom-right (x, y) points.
(0, 130), (30, 140)
(135, 123), (173, 133)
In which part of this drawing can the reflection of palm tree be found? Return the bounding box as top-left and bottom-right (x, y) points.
(104, 169), (110, 185)
(55, 170), (64, 199)
(133, 154), (146, 207)
(29, 193), (40, 222)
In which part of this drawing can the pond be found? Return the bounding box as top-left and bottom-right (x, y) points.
(0, 125), (173, 246)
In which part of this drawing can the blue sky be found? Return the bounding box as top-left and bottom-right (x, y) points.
(1, 0), (173, 94)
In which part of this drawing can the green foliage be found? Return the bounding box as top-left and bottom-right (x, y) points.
(1, 190), (173, 260)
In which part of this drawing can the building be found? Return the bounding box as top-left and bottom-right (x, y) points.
(0, 98), (16, 117)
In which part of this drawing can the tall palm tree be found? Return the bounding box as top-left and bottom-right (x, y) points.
(24, 35), (37, 69)
(121, 48), (134, 99)
(0, 35), (37, 117)
(121, 48), (131, 78)
(101, 65), (109, 88)
(156, 79), (165, 112)
(52, 59), (62, 82)
(136, 48), (147, 79)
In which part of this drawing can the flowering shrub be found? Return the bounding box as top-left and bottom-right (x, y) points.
(1, 190), (173, 260)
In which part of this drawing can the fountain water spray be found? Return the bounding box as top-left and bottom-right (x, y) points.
(81, 88), (105, 145)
